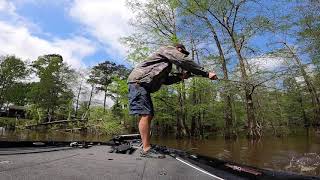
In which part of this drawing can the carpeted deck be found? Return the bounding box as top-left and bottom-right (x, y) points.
(0, 145), (219, 180)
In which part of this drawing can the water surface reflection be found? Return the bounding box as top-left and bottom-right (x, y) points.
(152, 134), (320, 176)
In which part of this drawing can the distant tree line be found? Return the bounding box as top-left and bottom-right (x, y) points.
(0, 54), (130, 134)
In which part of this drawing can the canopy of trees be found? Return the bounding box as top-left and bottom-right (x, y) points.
(121, 0), (320, 139)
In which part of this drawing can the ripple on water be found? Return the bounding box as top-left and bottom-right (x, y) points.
(216, 149), (231, 159)
(284, 152), (320, 175)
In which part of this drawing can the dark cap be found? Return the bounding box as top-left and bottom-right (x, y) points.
(174, 43), (190, 56)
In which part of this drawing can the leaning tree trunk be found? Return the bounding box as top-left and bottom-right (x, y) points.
(205, 19), (235, 139)
(75, 82), (82, 117)
(231, 36), (261, 139)
(284, 43), (320, 129)
(86, 84), (95, 120)
(88, 84), (94, 110)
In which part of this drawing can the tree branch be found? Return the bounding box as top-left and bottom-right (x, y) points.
(193, 0), (232, 35)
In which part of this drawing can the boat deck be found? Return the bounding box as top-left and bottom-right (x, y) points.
(0, 145), (219, 180)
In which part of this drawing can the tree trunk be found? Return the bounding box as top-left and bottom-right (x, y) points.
(198, 88), (204, 138)
(275, 93), (285, 126)
(231, 36), (260, 139)
(224, 95), (234, 138)
(199, 111), (204, 138)
(181, 81), (190, 137)
(191, 116), (197, 136)
(284, 43), (320, 129)
(75, 82), (82, 117)
(37, 108), (42, 123)
(0, 88), (4, 109)
(190, 81), (198, 137)
(51, 109), (55, 121)
(46, 108), (50, 123)
(205, 19), (235, 139)
(103, 90), (107, 113)
(190, 45), (200, 137)
(298, 92), (309, 128)
(176, 112), (183, 139)
(176, 82), (190, 138)
(86, 84), (95, 119)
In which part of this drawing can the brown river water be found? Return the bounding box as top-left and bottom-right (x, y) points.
(1, 128), (320, 176)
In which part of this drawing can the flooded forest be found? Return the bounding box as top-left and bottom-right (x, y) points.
(0, 0), (320, 176)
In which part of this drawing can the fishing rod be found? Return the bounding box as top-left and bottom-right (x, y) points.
(175, 72), (249, 85)
(178, 68), (292, 88)
(172, 72), (291, 98)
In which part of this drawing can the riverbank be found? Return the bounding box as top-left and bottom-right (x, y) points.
(0, 117), (34, 130)
(1, 116), (318, 139)
(0, 117), (126, 135)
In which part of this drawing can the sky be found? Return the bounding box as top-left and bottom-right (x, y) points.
(0, 0), (292, 70)
(0, 0), (305, 106)
(0, 0), (302, 80)
(0, 0), (134, 69)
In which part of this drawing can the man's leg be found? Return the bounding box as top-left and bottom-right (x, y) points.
(128, 83), (162, 157)
(139, 115), (153, 152)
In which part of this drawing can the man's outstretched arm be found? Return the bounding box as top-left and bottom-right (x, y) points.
(162, 75), (181, 85)
(160, 46), (216, 78)
(163, 72), (191, 85)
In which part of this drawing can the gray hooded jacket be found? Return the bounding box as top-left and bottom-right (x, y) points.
(128, 46), (208, 93)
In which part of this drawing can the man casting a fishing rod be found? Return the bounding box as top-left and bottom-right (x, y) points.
(128, 44), (218, 158)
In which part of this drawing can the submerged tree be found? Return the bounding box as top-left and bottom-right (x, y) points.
(183, 0), (275, 138)
(177, 0), (236, 138)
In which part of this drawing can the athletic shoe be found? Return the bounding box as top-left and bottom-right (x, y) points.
(140, 148), (165, 159)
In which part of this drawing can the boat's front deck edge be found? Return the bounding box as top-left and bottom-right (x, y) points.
(0, 145), (219, 180)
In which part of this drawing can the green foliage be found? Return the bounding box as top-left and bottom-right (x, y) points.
(88, 61), (130, 111)
(297, 1), (320, 67)
(109, 79), (128, 118)
(89, 61), (128, 87)
(5, 83), (30, 106)
(0, 117), (34, 130)
(29, 54), (75, 121)
(0, 55), (28, 83)
(88, 107), (125, 135)
(120, 35), (151, 63)
(26, 104), (45, 123)
(0, 55), (28, 106)
(0, 117), (16, 128)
